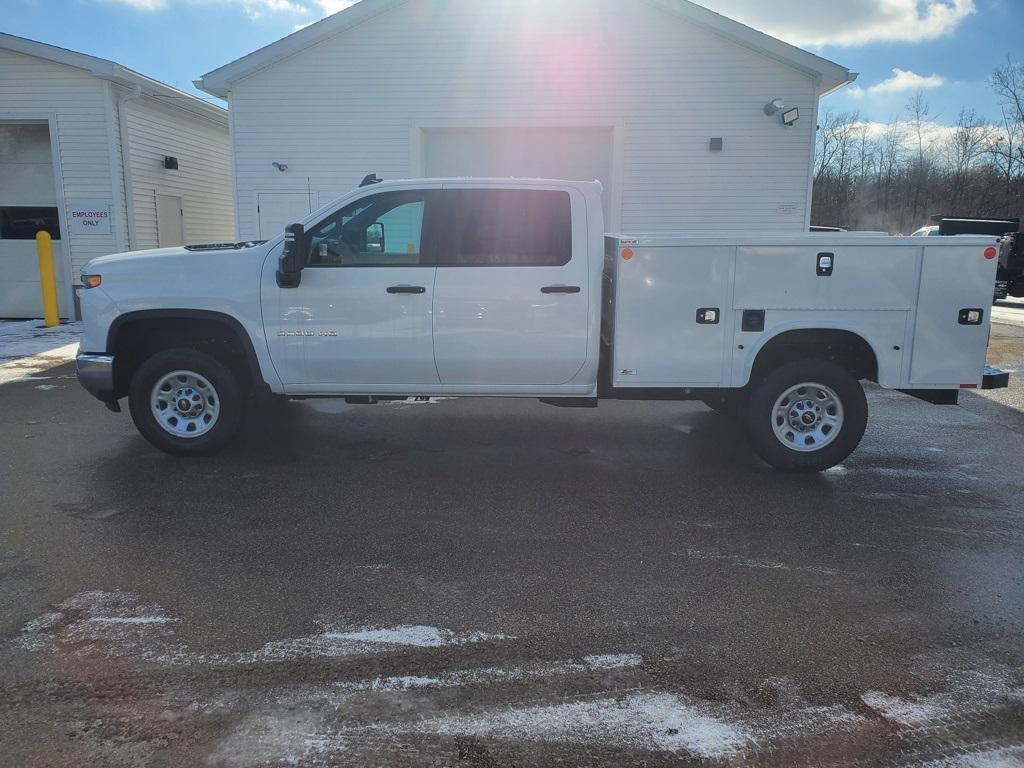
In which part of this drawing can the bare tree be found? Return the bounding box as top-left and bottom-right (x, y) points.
(945, 109), (995, 212)
(810, 56), (1024, 232)
(905, 90), (933, 226)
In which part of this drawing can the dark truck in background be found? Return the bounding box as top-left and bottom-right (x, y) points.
(911, 216), (1023, 301)
(997, 231), (1024, 300)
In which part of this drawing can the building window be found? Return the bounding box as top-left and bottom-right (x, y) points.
(0, 207), (61, 240)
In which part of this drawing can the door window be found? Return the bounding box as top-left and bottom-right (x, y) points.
(306, 191), (431, 267)
(442, 189), (572, 267)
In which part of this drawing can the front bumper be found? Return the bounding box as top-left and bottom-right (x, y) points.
(76, 353), (118, 409)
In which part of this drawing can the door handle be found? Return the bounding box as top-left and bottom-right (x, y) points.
(541, 285), (581, 294)
(387, 285), (426, 294)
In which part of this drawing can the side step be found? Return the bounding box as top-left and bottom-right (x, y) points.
(983, 366), (1010, 390)
(539, 397), (598, 409)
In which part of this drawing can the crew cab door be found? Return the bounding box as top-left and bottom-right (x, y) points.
(266, 187), (442, 390)
(432, 186), (590, 386)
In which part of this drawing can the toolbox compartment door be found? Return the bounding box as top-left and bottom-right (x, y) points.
(910, 243), (996, 386)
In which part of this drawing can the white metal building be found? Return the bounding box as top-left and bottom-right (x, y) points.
(0, 33), (234, 319)
(197, 0), (855, 243)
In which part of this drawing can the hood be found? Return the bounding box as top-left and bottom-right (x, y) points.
(84, 241), (271, 274)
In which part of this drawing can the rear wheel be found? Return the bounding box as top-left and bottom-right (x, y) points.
(742, 358), (867, 472)
(128, 348), (243, 456)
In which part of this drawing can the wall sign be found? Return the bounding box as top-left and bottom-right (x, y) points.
(776, 203), (798, 215)
(68, 200), (111, 235)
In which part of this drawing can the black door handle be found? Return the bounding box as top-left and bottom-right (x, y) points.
(541, 285), (581, 294)
(387, 286), (426, 294)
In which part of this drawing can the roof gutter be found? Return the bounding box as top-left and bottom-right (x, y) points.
(820, 71), (859, 99)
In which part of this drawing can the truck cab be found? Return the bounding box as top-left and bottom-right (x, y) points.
(76, 178), (1008, 472)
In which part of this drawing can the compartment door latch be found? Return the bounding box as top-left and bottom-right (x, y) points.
(696, 308), (720, 325)
(817, 252), (835, 277)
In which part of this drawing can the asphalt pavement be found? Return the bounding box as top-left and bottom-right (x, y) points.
(1, 308), (1023, 767)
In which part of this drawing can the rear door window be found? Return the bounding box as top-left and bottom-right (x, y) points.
(441, 189), (572, 267)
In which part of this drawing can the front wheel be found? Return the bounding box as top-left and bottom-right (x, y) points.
(742, 359), (868, 472)
(128, 348), (243, 456)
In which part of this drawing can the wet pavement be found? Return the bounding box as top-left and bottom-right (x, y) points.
(1, 307), (1023, 767)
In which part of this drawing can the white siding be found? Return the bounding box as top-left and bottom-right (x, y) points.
(122, 94), (234, 248)
(0, 48), (120, 292)
(227, 0), (818, 240)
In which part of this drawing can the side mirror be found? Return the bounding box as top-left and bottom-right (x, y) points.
(366, 222), (385, 254)
(277, 223), (307, 288)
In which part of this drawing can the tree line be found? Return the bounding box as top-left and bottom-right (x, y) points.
(811, 59), (1024, 234)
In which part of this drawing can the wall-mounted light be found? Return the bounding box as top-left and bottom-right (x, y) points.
(763, 98), (785, 116)
(781, 107), (800, 127)
(272, 162), (289, 172)
(163, 156), (178, 170)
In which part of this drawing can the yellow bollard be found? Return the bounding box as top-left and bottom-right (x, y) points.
(35, 231), (60, 328)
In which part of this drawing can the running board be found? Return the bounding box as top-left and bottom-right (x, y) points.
(540, 398), (598, 409)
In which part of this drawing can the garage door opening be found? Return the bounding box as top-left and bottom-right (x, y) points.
(420, 127), (614, 225)
(0, 123), (64, 319)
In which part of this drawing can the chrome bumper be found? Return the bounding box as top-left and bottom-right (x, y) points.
(76, 353), (115, 403)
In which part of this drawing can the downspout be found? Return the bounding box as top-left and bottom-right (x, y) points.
(116, 83), (142, 250)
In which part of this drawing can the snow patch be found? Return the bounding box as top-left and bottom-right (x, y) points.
(862, 668), (1024, 728)
(0, 321), (81, 385)
(245, 624), (512, 663)
(583, 653), (643, 670)
(87, 616), (174, 625)
(919, 745), (1024, 767)
(15, 590), (511, 668)
(385, 692), (750, 758)
(675, 548), (842, 576)
(337, 654), (644, 692)
(209, 709), (347, 768)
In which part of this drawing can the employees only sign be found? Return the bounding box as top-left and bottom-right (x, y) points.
(68, 200), (111, 235)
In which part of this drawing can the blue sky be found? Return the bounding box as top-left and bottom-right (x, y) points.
(2, 0), (1020, 128)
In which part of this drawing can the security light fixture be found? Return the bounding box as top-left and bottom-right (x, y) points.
(272, 162), (289, 172)
(781, 107), (800, 127)
(763, 98), (785, 116)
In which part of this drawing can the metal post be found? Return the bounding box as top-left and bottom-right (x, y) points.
(35, 231), (60, 327)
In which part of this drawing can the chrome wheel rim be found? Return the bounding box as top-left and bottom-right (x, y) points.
(771, 382), (843, 453)
(150, 370), (220, 439)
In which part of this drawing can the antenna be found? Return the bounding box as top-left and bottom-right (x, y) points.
(359, 173), (383, 188)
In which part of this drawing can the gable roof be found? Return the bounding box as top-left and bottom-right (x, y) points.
(0, 32), (227, 123)
(196, 0), (855, 99)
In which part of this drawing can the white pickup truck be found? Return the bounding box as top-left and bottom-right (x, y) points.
(76, 177), (1008, 471)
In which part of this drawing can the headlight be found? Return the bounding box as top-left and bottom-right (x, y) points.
(82, 274), (102, 289)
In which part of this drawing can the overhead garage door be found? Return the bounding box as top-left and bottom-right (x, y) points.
(422, 127), (613, 224)
(0, 124), (65, 319)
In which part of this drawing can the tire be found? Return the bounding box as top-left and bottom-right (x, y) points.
(701, 390), (743, 415)
(128, 348), (243, 456)
(742, 358), (868, 472)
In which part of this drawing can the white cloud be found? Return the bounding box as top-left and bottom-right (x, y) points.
(106, 0), (352, 18)
(236, 0), (307, 17)
(108, 0), (167, 8)
(697, 0), (976, 48)
(855, 120), (959, 145)
(313, 0), (353, 13)
(848, 68), (946, 98)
